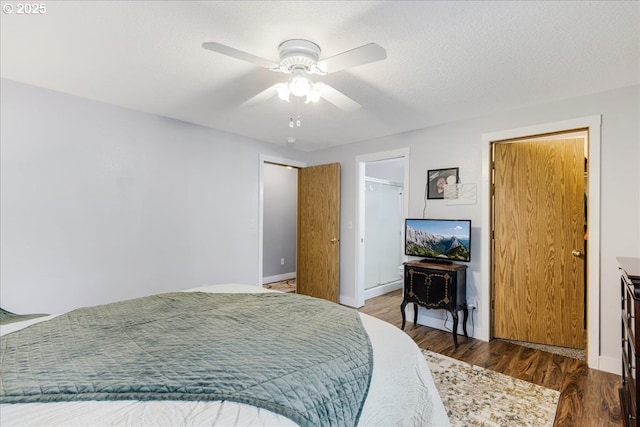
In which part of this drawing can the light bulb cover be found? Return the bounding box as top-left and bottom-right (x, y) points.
(305, 84), (321, 103)
(275, 83), (290, 102)
(289, 70), (311, 97)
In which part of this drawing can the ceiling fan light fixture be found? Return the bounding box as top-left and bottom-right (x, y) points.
(275, 83), (291, 101)
(305, 84), (321, 103)
(289, 69), (311, 97)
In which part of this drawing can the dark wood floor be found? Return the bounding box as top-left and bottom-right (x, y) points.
(358, 289), (622, 427)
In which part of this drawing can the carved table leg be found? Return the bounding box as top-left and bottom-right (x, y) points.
(400, 300), (407, 330)
(413, 303), (418, 328)
(462, 305), (469, 338)
(451, 309), (459, 348)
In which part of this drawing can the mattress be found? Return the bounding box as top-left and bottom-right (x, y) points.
(0, 284), (449, 426)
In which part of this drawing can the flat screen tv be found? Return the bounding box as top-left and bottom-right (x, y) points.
(405, 218), (471, 263)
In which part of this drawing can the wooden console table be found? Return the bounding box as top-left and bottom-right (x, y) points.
(401, 260), (468, 348)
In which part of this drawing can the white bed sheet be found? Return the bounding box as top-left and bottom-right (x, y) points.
(0, 284), (449, 427)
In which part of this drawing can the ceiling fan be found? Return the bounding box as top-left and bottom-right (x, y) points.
(202, 39), (386, 112)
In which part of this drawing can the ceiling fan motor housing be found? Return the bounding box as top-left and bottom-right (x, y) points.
(278, 39), (321, 73)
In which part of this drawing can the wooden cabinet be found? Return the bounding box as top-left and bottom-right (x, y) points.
(619, 256), (640, 427)
(401, 260), (468, 348)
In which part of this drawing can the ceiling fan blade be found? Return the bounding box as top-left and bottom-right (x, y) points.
(202, 42), (279, 70)
(240, 85), (278, 108)
(316, 43), (386, 74)
(316, 83), (361, 112)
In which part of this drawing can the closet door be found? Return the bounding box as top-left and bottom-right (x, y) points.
(364, 180), (402, 290)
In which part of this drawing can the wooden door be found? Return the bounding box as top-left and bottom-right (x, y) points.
(297, 163), (340, 302)
(492, 137), (585, 349)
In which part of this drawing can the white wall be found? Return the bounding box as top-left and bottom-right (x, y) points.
(308, 84), (639, 370)
(0, 79), (303, 313)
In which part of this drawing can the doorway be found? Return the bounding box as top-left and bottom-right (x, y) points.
(491, 131), (587, 351)
(355, 149), (410, 307)
(480, 115), (602, 369)
(258, 155), (306, 290)
(262, 162), (298, 287)
(259, 156), (341, 303)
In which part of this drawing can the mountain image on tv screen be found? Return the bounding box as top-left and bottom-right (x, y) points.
(405, 220), (471, 261)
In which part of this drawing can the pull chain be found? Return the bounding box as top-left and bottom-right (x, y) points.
(289, 96), (302, 128)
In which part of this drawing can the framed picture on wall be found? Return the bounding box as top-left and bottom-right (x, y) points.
(427, 167), (459, 199)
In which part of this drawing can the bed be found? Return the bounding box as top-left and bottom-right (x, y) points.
(0, 284), (449, 426)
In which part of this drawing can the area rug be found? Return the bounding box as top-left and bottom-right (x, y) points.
(423, 349), (559, 427)
(263, 279), (296, 293)
(497, 338), (585, 361)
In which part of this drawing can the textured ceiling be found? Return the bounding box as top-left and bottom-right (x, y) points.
(1, 1), (638, 151)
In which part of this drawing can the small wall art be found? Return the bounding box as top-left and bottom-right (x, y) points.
(427, 167), (459, 199)
(445, 182), (478, 205)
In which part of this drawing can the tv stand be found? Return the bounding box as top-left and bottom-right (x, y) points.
(401, 260), (468, 348)
(420, 258), (453, 265)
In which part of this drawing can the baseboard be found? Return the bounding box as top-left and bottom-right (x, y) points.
(340, 294), (360, 308)
(364, 280), (403, 300)
(405, 305), (485, 340)
(262, 272), (295, 285)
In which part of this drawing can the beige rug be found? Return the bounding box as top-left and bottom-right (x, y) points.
(423, 349), (559, 427)
(498, 338), (585, 361)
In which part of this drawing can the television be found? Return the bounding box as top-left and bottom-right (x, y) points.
(405, 218), (471, 263)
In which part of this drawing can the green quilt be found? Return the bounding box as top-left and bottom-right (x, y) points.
(0, 292), (373, 427)
(0, 308), (48, 325)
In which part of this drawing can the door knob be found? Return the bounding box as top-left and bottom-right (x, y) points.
(330, 238), (339, 243)
(572, 249), (583, 257)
